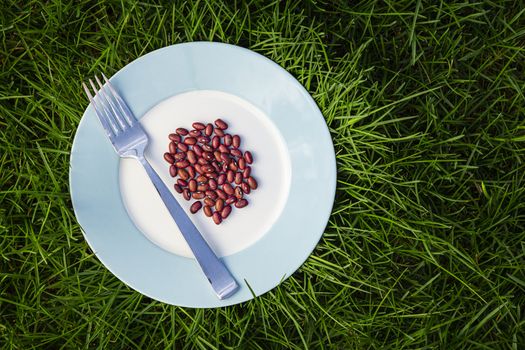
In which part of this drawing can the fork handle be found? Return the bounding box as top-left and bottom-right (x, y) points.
(138, 156), (239, 299)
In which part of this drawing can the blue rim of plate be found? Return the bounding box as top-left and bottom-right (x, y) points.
(69, 42), (336, 307)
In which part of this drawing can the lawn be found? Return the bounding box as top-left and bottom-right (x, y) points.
(1, 0), (524, 349)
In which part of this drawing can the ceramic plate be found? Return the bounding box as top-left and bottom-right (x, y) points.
(70, 42), (336, 307)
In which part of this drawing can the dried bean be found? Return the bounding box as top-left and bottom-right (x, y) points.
(190, 201), (202, 214)
(238, 158), (246, 170)
(205, 172), (218, 179)
(244, 151), (253, 164)
(227, 170), (235, 183)
(189, 129), (201, 137)
(224, 134), (232, 146)
(203, 152), (214, 161)
(205, 190), (218, 200)
(194, 164), (203, 175)
(203, 206), (213, 217)
(232, 135), (241, 149)
(223, 183), (234, 195)
(201, 164), (214, 173)
(189, 179), (197, 192)
(235, 199), (248, 208)
(197, 184), (209, 192)
(215, 199), (224, 212)
(217, 174), (226, 185)
(192, 191), (205, 199)
(183, 189), (191, 201)
(235, 172), (243, 184)
(235, 186), (243, 199)
(193, 144), (203, 156)
(212, 136), (220, 149)
(177, 143), (188, 152)
(241, 182), (251, 194)
(212, 212), (222, 225)
(205, 123), (213, 136)
(247, 176), (258, 190)
(192, 122), (205, 130)
(202, 144), (213, 152)
(214, 150), (222, 162)
(214, 128), (225, 137)
(243, 166), (251, 179)
(216, 189), (227, 200)
(214, 118), (228, 130)
(229, 161), (238, 171)
(175, 160), (189, 168)
(230, 149), (242, 157)
(169, 164), (177, 177)
(174, 152), (186, 161)
(204, 197), (215, 207)
(178, 168), (189, 180)
(169, 133), (181, 142)
(184, 137), (197, 145)
(169, 141), (177, 154)
(196, 175), (207, 183)
(176, 128), (188, 136)
(221, 205), (232, 219)
(187, 150), (197, 164)
(208, 178), (218, 190)
(164, 152), (175, 164)
(177, 179), (188, 187)
(197, 157), (209, 165)
(187, 166), (196, 178)
(226, 196), (237, 205)
(174, 184), (183, 193)
(218, 144), (229, 153)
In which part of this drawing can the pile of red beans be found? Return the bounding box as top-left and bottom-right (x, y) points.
(163, 119), (257, 225)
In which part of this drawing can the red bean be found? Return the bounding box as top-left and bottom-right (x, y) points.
(227, 170), (234, 183)
(164, 152), (175, 164)
(221, 153), (231, 163)
(238, 158), (246, 170)
(189, 129), (201, 137)
(187, 166), (196, 178)
(232, 135), (241, 149)
(194, 164), (203, 175)
(229, 161), (238, 171)
(212, 136), (220, 149)
(192, 191), (205, 199)
(223, 183), (234, 195)
(243, 166), (251, 179)
(214, 118), (228, 130)
(235, 172), (243, 184)
(201, 164), (214, 173)
(214, 128), (225, 137)
(202, 144), (213, 152)
(247, 176), (258, 190)
(203, 152), (214, 161)
(208, 178), (218, 190)
(218, 144), (229, 154)
(226, 196), (237, 205)
(177, 143), (188, 152)
(224, 134), (232, 146)
(177, 179), (187, 187)
(169, 142), (177, 154)
(221, 205), (232, 219)
(216, 189), (227, 200)
(230, 149), (242, 157)
(169, 164), (177, 177)
(175, 160), (189, 168)
(174, 152), (186, 161)
(187, 150), (197, 164)
(235, 186), (243, 199)
(205, 172), (218, 179)
(192, 122), (205, 130)
(203, 197), (215, 207)
(217, 174), (226, 185)
(176, 128), (188, 136)
(196, 175), (207, 183)
(169, 133), (181, 142)
(174, 184), (183, 193)
(244, 151), (253, 164)
(215, 199), (224, 212)
(197, 136), (210, 144)
(183, 189), (191, 201)
(189, 179), (197, 192)
(203, 206), (213, 217)
(241, 182), (250, 194)
(206, 190), (218, 200)
(190, 201), (202, 214)
(197, 157), (209, 165)
(221, 162), (229, 172)
(205, 123), (213, 136)
(235, 199), (248, 208)
(193, 144), (203, 156)
(197, 184), (208, 192)
(212, 212), (222, 225)
(184, 137), (197, 145)
(178, 168), (189, 180)
(214, 150), (222, 162)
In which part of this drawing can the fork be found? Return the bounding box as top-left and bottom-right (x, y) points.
(82, 74), (239, 299)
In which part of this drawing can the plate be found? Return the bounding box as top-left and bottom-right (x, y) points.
(70, 42), (336, 307)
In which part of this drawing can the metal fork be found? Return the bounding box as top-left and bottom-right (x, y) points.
(82, 74), (238, 299)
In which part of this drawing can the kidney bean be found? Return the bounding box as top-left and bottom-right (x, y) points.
(192, 122), (205, 130)
(201, 164), (213, 173)
(164, 152), (175, 164)
(214, 128), (225, 137)
(243, 166), (251, 179)
(216, 189), (227, 200)
(203, 152), (214, 161)
(175, 160), (189, 169)
(238, 158), (246, 170)
(169, 164), (177, 177)
(224, 134), (232, 146)
(204, 197), (215, 207)
(177, 143), (188, 152)
(205, 123), (213, 136)
(174, 184), (183, 193)
(205, 190), (218, 200)
(235, 172), (243, 185)
(215, 198), (224, 212)
(218, 144), (229, 154)
(208, 178), (218, 190)
(235, 199), (248, 208)
(232, 135), (241, 149)
(177, 179), (187, 187)
(205, 172), (218, 179)
(169, 133), (181, 142)
(169, 142), (177, 154)
(212, 212), (222, 225)
(221, 205), (232, 219)
(201, 144), (213, 152)
(225, 196), (237, 205)
(235, 186), (243, 199)
(196, 175), (207, 183)
(178, 168), (189, 180)
(203, 206), (213, 217)
(184, 137), (197, 145)
(189, 129), (201, 137)
(189, 179), (197, 192)
(244, 151), (253, 164)
(183, 189), (191, 201)
(212, 136), (220, 149)
(241, 182), (250, 194)
(176, 128), (188, 136)
(194, 164), (203, 175)
(230, 149), (242, 157)
(197, 136), (210, 144)
(193, 144), (203, 156)
(214, 118), (228, 129)
(227, 170), (235, 183)
(190, 201), (202, 214)
(221, 162), (229, 172)
(221, 153), (231, 163)
(217, 174), (226, 185)
(214, 150), (222, 162)
(223, 183), (234, 195)
(247, 176), (258, 190)
(197, 184), (208, 192)
(187, 150), (197, 164)
(187, 166), (195, 178)
(229, 161), (238, 171)
(192, 191), (205, 199)
(174, 152), (186, 161)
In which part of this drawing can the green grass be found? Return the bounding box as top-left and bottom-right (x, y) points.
(1, 0), (524, 348)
